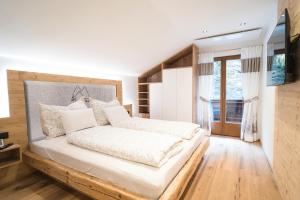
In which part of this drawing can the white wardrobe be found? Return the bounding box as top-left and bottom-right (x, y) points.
(149, 83), (163, 119)
(149, 67), (192, 122)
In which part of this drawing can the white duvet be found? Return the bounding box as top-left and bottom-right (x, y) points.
(66, 126), (183, 167)
(112, 117), (201, 140)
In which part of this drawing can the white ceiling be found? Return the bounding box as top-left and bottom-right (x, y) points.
(0, 0), (276, 76)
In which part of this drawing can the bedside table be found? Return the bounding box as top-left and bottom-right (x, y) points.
(0, 144), (22, 169)
(124, 104), (133, 116)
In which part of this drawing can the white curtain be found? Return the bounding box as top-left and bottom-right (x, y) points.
(241, 46), (262, 142)
(197, 53), (214, 134)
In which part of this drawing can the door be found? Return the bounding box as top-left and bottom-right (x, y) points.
(162, 69), (177, 121)
(211, 55), (243, 137)
(176, 67), (192, 122)
(149, 83), (162, 119)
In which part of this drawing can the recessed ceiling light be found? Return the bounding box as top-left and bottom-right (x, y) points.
(240, 22), (247, 26)
(212, 36), (223, 41)
(225, 33), (243, 40)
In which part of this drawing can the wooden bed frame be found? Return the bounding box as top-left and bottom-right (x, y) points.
(23, 137), (209, 200)
(2, 70), (209, 199)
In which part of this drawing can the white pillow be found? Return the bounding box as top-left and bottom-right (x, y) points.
(60, 109), (97, 134)
(102, 105), (130, 126)
(39, 100), (87, 138)
(90, 99), (120, 125)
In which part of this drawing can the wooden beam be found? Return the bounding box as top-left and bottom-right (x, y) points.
(159, 136), (209, 200)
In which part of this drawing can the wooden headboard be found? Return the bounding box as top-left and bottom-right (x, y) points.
(0, 70), (122, 186)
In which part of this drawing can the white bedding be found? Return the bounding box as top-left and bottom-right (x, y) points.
(67, 126), (183, 167)
(112, 117), (202, 140)
(30, 129), (206, 199)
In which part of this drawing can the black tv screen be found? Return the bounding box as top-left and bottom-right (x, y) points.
(267, 9), (291, 86)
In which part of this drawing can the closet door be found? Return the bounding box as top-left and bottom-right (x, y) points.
(149, 83), (162, 119)
(162, 69), (177, 121)
(176, 67), (193, 122)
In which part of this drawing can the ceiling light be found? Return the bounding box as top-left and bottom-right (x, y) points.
(225, 33), (243, 40)
(240, 22), (247, 26)
(212, 36), (223, 41)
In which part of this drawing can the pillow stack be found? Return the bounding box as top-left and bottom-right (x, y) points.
(39, 100), (87, 138)
(39, 98), (128, 137)
(90, 99), (120, 125)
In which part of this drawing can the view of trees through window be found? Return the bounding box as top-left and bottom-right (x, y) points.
(271, 54), (285, 85)
(213, 61), (221, 100)
(225, 60), (243, 123)
(226, 60), (243, 100)
(211, 59), (244, 123)
(211, 61), (221, 121)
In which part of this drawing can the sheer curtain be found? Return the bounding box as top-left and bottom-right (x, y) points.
(197, 53), (214, 134)
(240, 46), (262, 142)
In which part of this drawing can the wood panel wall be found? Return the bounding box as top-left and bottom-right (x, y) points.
(0, 70), (123, 186)
(274, 1), (300, 200)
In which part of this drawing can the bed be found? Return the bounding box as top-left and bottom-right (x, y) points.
(22, 80), (209, 200)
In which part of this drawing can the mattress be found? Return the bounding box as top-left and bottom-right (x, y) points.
(30, 129), (206, 199)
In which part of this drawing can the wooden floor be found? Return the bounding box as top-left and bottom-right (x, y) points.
(0, 136), (282, 200)
(183, 136), (282, 200)
(0, 172), (91, 200)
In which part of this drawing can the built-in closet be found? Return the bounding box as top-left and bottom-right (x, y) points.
(138, 45), (198, 122)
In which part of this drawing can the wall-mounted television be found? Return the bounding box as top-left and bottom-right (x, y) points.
(267, 9), (293, 86)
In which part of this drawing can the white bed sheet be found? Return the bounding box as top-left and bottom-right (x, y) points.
(30, 130), (206, 199)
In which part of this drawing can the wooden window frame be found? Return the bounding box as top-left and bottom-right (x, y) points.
(211, 55), (242, 137)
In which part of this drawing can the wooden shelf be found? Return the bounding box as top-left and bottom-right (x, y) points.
(138, 92), (148, 101)
(0, 144), (22, 169)
(137, 44), (198, 116)
(147, 81), (162, 84)
(139, 64), (163, 83)
(164, 45), (193, 69)
(139, 113), (150, 118)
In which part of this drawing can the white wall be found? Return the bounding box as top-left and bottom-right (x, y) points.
(0, 0), (275, 78)
(0, 56), (138, 118)
(258, 0), (278, 167)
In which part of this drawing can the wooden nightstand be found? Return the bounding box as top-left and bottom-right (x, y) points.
(124, 104), (132, 116)
(0, 144), (22, 169)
